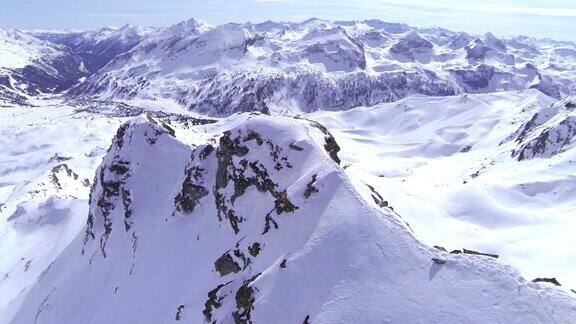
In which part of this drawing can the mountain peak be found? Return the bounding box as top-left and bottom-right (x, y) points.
(12, 113), (576, 323)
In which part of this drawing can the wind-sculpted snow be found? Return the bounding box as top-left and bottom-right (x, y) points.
(11, 113), (576, 323)
(307, 90), (576, 295)
(67, 18), (576, 115)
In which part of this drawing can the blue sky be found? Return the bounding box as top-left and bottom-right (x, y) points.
(1, 0), (575, 41)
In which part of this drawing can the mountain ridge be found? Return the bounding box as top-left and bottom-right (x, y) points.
(2, 18), (575, 112)
(11, 113), (576, 323)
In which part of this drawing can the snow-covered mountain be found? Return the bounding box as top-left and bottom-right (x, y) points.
(31, 25), (155, 73)
(69, 18), (576, 116)
(6, 111), (576, 323)
(0, 29), (88, 106)
(0, 25), (152, 107)
(2, 17), (576, 323)
(2, 18), (575, 114)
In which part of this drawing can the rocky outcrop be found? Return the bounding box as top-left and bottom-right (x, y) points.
(513, 96), (576, 160)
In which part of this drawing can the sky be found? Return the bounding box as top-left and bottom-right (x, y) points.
(0, 0), (575, 41)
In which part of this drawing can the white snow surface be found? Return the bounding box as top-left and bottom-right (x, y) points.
(0, 30), (64, 69)
(308, 90), (576, 290)
(1, 95), (576, 322)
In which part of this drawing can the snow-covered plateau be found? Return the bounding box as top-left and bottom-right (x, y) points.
(1, 17), (576, 323)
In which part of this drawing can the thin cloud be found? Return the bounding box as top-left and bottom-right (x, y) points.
(257, 0), (576, 17)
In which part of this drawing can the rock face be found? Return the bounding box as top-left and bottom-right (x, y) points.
(12, 114), (576, 323)
(389, 32), (433, 62)
(513, 96), (576, 160)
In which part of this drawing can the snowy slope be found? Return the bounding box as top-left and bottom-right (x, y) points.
(32, 25), (154, 73)
(9, 112), (576, 323)
(0, 102), (125, 322)
(70, 18), (576, 116)
(0, 30), (88, 106)
(0, 100), (215, 323)
(308, 90), (576, 290)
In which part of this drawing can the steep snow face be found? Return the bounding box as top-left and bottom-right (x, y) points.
(0, 103), (123, 322)
(0, 100), (215, 323)
(0, 30), (88, 106)
(11, 114), (576, 323)
(32, 25), (155, 73)
(307, 90), (576, 291)
(69, 18), (576, 116)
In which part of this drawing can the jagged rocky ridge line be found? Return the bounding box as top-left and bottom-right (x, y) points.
(12, 114), (576, 323)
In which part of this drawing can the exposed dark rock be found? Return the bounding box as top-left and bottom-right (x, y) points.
(433, 245), (447, 252)
(450, 250), (462, 254)
(199, 145), (214, 160)
(389, 32), (433, 62)
(49, 164), (82, 190)
(515, 113), (540, 144)
(175, 165), (209, 214)
(234, 248), (252, 270)
(366, 184), (388, 208)
(451, 64), (496, 90)
(145, 114), (176, 137)
(432, 258), (446, 265)
(532, 277), (561, 286)
(280, 259), (287, 268)
(109, 161), (129, 175)
(121, 189), (133, 231)
(243, 130), (264, 145)
(213, 131), (252, 232)
(306, 119), (341, 164)
(289, 143), (304, 151)
(175, 305), (185, 321)
(462, 248), (498, 258)
(216, 131), (250, 189)
(215, 252), (241, 277)
(248, 242), (261, 257)
(323, 135), (341, 164)
(274, 190), (298, 214)
(114, 124), (128, 148)
(303, 315), (311, 324)
(203, 281), (232, 322)
(232, 274), (260, 324)
(262, 214), (279, 234)
(303, 174), (319, 198)
(515, 116), (576, 161)
(24, 260), (32, 272)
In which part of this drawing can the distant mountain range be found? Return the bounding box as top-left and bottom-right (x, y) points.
(1, 18), (575, 113)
